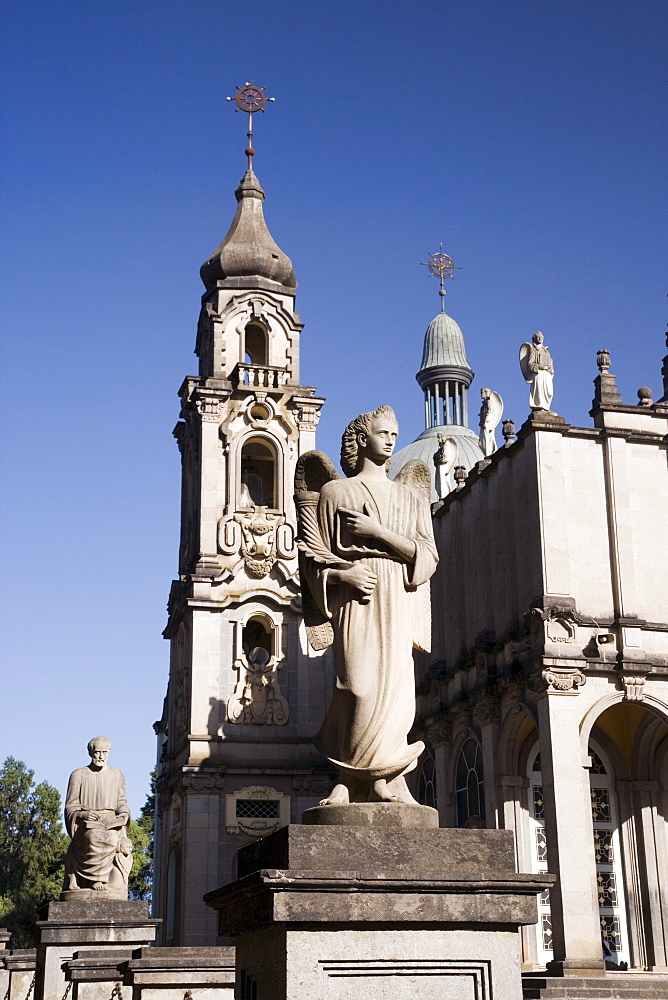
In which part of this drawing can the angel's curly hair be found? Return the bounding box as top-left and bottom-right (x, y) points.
(340, 405), (397, 478)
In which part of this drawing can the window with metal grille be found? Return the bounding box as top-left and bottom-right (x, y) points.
(236, 798), (280, 819)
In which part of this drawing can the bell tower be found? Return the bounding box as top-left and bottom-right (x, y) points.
(154, 85), (333, 945)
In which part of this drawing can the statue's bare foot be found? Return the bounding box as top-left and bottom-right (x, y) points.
(92, 882), (107, 891)
(385, 775), (420, 805)
(319, 783), (349, 806)
(369, 778), (402, 802)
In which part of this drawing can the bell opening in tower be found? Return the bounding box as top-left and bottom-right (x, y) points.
(240, 439), (276, 508)
(244, 322), (268, 366)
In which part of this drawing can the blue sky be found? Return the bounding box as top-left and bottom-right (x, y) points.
(1, 0), (666, 814)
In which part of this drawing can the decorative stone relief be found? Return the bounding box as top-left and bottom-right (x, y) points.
(181, 773), (226, 792)
(425, 720), (452, 750)
(526, 607), (581, 648)
(545, 617), (576, 644)
(620, 674), (646, 702)
(193, 394), (223, 422)
(225, 786), (290, 837)
(235, 506), (285, 577)
(472, 698), (501, 726)
(529, 667), (586, 694)
(227, 646), (289, 725)
(292, 776), (333, 795)
(292, 395), (323, 430)
(218, 506), (296, 579)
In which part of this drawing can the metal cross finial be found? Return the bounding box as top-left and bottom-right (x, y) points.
(226, 82), (276, 169)
(421, 244), (461, 312)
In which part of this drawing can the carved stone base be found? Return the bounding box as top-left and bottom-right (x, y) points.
(206, 825), (551, 1000)
(34, 900), (159, 1000)
(59, 888), (127, 901)
(302, 802), (438, 828)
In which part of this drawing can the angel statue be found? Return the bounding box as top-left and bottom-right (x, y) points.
(478, 388), (503, 457)
(433, 433), (458, 500)
(294, 405), (438, 807)
(519, 331), (554, 411)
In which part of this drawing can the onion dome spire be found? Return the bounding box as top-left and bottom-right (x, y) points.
(200, 83), (296, 292)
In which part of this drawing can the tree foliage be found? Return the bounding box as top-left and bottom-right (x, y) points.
(0, 757), (68, 945)
(128, 770), (154, 900)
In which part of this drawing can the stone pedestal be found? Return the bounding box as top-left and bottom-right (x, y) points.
(3, 950), (36, 1000)
(34, 902), (159, 1000)
(123, 947), (235, 1000)
(65, 949), (135, 1000)
(205, 824), (551, 1000)
(0, 928), (12, 1000)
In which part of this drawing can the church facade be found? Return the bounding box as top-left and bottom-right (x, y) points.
(154, 130), (668, 976)
(412, 350), (668, 973)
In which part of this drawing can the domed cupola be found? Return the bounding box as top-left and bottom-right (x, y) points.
(416, 311), (474, 427)
(389, 250), (484, 500)
(200, 167), (296, 291)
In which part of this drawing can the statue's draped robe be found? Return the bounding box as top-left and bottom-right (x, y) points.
(64, 766), (128, 888)
(528, 345), (554, 410)
(307, 476), (437, 780)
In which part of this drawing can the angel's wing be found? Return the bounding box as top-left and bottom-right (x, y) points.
(294, 451), (349, 650)
(482, 390), (504, 431)
(519, 343), (533, 383)
(294, 450), (341, 493)
(392, 458), (431, 499)
(391, 458), (432, 653)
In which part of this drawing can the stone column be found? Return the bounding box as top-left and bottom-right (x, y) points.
(499, 776), (537, 968)
(474, 699), (501, 829)
(425, 720), (452, 828)
(192, 394), (222, 576)
(180, 775), (225, 946)
(634, 780), (668, 970)
(535, 688), (604, 975)
(615, 779), (647, 969)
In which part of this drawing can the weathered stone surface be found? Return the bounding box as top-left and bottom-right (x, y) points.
(208, 824), (551, 998)
(124, 947), (235, 993)
(235, 925), (530, 1000)
(302, 801), (438, 828)
(209, 869), (548, 936)
(34, 900), (159, 1000)
(236, 823), (516, 879)
(522, 972), (668, 998)
(3, 950), (35, 1000)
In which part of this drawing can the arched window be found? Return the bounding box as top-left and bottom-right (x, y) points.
(418, 756), (437, 810)
(455, 738), (484, 827)
(240, 439), (276, 508)
(244, 322), (267, 366)
(242, 615), (274, 663)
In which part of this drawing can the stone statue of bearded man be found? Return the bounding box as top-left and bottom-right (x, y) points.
(62, 737), (132, 899)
